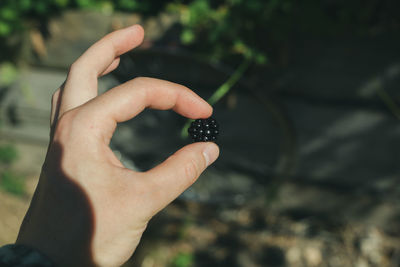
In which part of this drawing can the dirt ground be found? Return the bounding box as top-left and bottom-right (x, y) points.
(0, 189), (30, 245)
(0, 141), (44, 245)
(0, 141), (399, 267)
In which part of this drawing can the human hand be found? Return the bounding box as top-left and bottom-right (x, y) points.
(16, 25), (219, 267)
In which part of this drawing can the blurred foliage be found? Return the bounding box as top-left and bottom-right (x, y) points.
(0, 0), (167, 37)
(0, 144), (18, 164)
(0, 62), (18, 86)
(1, 0), (399, 65)
(170, 252), (194, 267)
(0, 170), (25, 196)
(0, 143), (25, 196)
(168, 0), (400, 64)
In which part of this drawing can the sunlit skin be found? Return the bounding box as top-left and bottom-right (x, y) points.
(16, 25), (219, 267)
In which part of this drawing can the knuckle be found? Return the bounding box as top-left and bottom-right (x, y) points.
(68, 61), (85, 78)
(68, 61), (79, 75)
(177, 83), (189, 91)
(53, 110), (78, 140)
(51, 89), (60, 103)
(132, 76), (148, 84)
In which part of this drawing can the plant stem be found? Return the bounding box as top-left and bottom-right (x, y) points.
(181, 57), (251, 138)
(377, 87), (400, 120)
(208, 57), (251, 105)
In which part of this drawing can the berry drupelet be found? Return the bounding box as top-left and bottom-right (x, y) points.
(188, 117), (219, 142)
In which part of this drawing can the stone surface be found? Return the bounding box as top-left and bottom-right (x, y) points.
(0, 67), (119, 144)
(0, 190), (31, 245)
(286, 99), (400, 188)
(267, 37), (400, 102)
(29, 10), (178, 69)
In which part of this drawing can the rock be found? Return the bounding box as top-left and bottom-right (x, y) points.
(269, 37), (400, 102)
(28, 10), (178, 69)
(0, 67), (118, 144)
(304, 246), (322, 266)
(286, 247), (302, 265)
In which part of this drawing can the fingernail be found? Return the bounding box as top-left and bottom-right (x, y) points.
(203, 143), (219, 167)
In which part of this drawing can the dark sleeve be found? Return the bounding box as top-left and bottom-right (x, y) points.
(0, 244), (54, 267)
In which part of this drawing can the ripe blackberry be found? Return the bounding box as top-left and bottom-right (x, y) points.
(188, 117), (219, 142)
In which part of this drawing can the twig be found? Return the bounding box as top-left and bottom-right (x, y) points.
(377, 87), (400, 120)
(181, 57), (252, 138)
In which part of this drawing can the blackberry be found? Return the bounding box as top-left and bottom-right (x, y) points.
(188, 117), (219, 142)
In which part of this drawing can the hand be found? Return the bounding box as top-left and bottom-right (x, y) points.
(16, 25), (219, 267)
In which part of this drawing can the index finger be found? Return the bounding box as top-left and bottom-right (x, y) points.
(80, 77), (212, 142)
(59, 25), (145, 116)
(72, 24), (144, 77)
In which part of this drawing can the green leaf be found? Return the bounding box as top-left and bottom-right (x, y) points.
(0, 144), (18, 164)
(0, 21), (11, 36)
(0, 62), (19, 86)
(19, 0), (32, 11)
(187, 0), (211, 25)
(99, 1), (114, 14)
(0, 8), (18, 20)
(170, 252), (193, 267)
(118, 0), (139, 10)
(181, 28), (195, 44)
(55, 0), (70, 8)
(35, 2), (48, 14)
(76, 0), (93, 8)
(254, 53), (267, 65)
(0, 170), (25, 196)
(233, 40), (249, 55)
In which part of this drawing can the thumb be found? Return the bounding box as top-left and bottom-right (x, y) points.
(144, 142), (219, 212)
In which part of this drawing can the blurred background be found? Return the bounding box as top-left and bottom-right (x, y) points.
(1, 0), (400, 266)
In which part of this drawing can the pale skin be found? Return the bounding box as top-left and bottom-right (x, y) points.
(16, 25), (219, 267)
